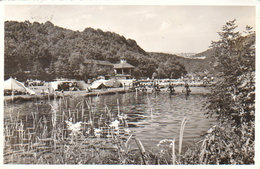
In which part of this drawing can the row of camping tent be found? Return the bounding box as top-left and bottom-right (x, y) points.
(4, 78), (135, 96)
(50, 79), (129, 91)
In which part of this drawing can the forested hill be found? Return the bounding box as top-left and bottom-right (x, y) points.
(149, 48), (216, 74)
(4, 20), (187, 81)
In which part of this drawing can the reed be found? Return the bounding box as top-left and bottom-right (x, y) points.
(179, 117), (188, 155)
(135, 138), (147, 165)
(4, 96), (137, 164)
(154, 117), (188, 165)
(172, 138), (175, 165)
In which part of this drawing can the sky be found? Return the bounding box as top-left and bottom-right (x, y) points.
(4, 5), (255, 53)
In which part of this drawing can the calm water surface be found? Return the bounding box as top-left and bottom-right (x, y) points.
(4, 91), (215, 149)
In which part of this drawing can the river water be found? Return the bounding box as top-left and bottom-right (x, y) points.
(4, 89), (215, 150)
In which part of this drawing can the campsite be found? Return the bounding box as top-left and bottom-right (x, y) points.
(4, 77), (138, 103)
(3, 5), (255, 165)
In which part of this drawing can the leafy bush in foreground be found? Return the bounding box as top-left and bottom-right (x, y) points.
(181, 20), (255, 164)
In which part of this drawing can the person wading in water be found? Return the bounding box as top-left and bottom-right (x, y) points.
(183, 82), (191, 99)
(167, 83), (175, 95)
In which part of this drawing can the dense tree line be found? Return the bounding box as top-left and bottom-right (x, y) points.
(5, 21), (187, 81)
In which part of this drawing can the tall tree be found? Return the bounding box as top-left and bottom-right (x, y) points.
(201, 20), (255, 164)
(207, 19), (255, 125)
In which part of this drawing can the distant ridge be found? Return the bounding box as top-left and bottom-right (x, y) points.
(173, 52), (197, 58)
(149, 48), (215, 73)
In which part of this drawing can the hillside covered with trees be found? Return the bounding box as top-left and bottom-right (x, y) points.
(5, 21), (188, 81)
(149, 50), (215, 74)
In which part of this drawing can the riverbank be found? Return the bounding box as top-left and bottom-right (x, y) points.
(4, 86), (210, 103)
(4, 87), (131, 103)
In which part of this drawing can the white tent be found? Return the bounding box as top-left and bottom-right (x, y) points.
(90, 79), (107, 89)
(4, 77), (35, 95)
(90, 79), (123, 89)
(90, 82), (106, 89)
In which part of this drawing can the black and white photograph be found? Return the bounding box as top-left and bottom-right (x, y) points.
(1, 1), (258, 166)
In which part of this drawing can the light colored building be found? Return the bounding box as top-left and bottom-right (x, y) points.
(113, 57), (134, 79)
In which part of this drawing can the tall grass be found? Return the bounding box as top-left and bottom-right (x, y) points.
(4, 96), (155, 164)
(4, 96), (191, 165)
(179, 117), (188, 155)
(155, 117), (188, 165)
(172, 138), (175, 165)
(4, 96), (126, 164)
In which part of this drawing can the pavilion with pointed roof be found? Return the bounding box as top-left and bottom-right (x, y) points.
(113, 57), (135, 79)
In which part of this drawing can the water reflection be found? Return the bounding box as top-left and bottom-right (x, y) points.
(4, 91), (215, 149)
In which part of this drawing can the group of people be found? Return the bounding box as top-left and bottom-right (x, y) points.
(135, 80), (191, 96)
(167, 82), (191, 96)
